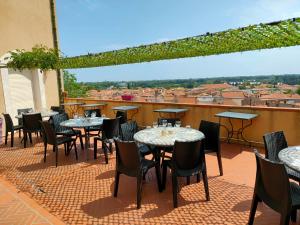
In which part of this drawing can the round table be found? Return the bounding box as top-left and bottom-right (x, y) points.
(278, 146), (300, 172)
(134, 127), (205, 147)
(60, 117), (106, 160)
(15, 111), (58, 119)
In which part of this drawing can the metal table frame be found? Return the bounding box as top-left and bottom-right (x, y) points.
(215, 111), (258, 146)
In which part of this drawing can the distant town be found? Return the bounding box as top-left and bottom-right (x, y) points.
(73, 74), (300, 108)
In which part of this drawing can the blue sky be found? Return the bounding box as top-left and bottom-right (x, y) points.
(56, 0), (300, 82)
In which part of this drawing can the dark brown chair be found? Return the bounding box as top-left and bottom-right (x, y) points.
(51, 113), (84, 149)
(248, 150), (300, 225)
(40, 121), (77, 167)
(2, 113), (23, 147)
(162, 140), (210, 208)
(84, 109), (102, 135)
(113, 139), (162, 209)
(116, 111), (127, 124)
(263, 131), (300, 183)
(22, 113), (42, 148)
(120, 121), (152, 157)
(17, 108), (32, 137)
(94, 118), (120, 163)
(199, 120), (223, 176)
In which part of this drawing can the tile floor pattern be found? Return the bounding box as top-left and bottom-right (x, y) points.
(0, 135), (299, 224)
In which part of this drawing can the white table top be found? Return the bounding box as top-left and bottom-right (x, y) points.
(112, 106), (139, 111)
(154, 108), (188, 113)
(279, 146), (300, 172)
(15, 111), (58, 119)
(60, 117), (106, 128)
(134, 127), (204, 147)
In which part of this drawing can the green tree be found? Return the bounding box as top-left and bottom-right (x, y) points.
(63, 70), (88, 97)
(296, 87), (300, 95)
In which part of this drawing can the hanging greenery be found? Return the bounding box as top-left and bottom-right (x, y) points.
(6, 45), (59, 71)
(4, 18), (300, 71)
(59, 18), (300, 69)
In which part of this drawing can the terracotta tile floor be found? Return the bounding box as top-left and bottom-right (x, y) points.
(0, 135), (299, 225)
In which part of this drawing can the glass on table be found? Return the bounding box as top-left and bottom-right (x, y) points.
(186, 125), (191, 128)
(102, 114), (106, 118)
(84, 111), (89, 118)
(175, 121), (181, 127)
(167, 123), (172, 127)
(73, 113), (78, 119)
(152, 121), (158, 128)
(91, 112), (96, 118)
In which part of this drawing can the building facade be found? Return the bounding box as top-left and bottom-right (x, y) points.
(0, 0), (61, 126)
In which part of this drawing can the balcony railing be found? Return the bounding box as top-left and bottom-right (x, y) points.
(64, 97), (300, 146)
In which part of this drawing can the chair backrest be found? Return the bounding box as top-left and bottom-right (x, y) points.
(102, 118), (120, 139)
(199, 120), (220, 152)
(17, 108), (33, 125)
(52, 113), (69, 133)
(172, 140), (203, 170)
(40, 121), (57, 145)
(157, 118), (180, 127)
(23, 113), (42, 132)
(115, 139), (141, 175)
(253, 149), (291, 212)
(84, 109), (101, 117)
(120, 121), (138, 141)
(263, 131), (287, 162)
(115, 111), (127, 124)
(50, 106), (65, 114)
(2, 113), (14, 132)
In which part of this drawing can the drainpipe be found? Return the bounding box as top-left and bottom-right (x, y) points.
(49, 0), (63, 105)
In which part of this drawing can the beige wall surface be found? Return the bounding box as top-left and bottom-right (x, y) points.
(0, 0), (59, 109)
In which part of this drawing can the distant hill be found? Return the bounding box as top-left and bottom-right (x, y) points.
(81, 74), (300, 90)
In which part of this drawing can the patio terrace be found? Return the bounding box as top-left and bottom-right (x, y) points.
(0, 128), (299, 224)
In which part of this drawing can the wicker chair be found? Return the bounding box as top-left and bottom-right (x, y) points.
(263, 131), (300, 183)
(120, 121), (152, 157)
(84, 109), (102, 135)
(22, 113), (42, 148)
(113, 139), (162, 209)
(17, 108), (32, 137)
(248, 150), (300, 225)
(94, 118), (120, 163)
(40, 121), (77, 167)
(199, 120), (223, 176)
(51, 113), (84, 149)
(2, 113), (23, 147)
(162, 140), (210, 208)
(115, 111), (127, 124)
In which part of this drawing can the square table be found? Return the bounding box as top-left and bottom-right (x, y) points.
(215, 111), (258, 146)
(112, 105), (139, 120)
(154, 108), (188, 118)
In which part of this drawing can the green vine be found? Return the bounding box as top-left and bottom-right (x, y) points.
(6, 45), (59, 71)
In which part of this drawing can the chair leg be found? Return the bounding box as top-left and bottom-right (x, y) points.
(19, 129), (21, 138)
(64, 143), (67, 155)
(73, 140), (78, 160)
(280, 211), (291, 225)
(44, 143), (47, 163)
(217, 151), (223, 176)
(5, 132), (8, 145)
(24, 132), (27, 148)
(113, 171), (120, 197)
(55, 146), (58, 167)
(102, 144), (108, 164)
(196, 173), (201, 183)
(94, 138), (98, 159)
(291, 209), (297, 222)
(154, 163), (162, 192)
(172, 173), (178, 208)
(29, 133), (32, 144)
(79, 134), (84, 150)
(202, 168), (210, 201)
(162, 163), (167, 190)
(11, 132), (14, 147)
(186, 176), (190, 185)
(248, 193), (259, 225)
(137, 174), (143, 209)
